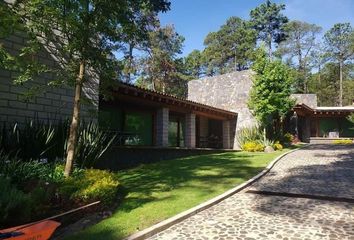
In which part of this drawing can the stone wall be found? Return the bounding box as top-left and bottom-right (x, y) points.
(188, 70), (257, 149)
(291, 94), (318, 108)
(0, 33), (98, 125)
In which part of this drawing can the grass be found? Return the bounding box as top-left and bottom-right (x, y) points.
(66, 149), (292, 240)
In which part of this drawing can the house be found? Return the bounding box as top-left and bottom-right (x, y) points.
(292, 94), (354, 143)
(188, 71), (354, 144)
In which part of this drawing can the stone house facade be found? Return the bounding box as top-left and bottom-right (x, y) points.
(0, 32), (98, 125)
(188, 70), (257, 149)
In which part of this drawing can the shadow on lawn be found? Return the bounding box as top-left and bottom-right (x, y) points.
(116, 153), (259, 211)
(65, 152), (272, 240)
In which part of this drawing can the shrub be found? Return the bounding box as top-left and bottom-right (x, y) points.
(273, 141), (283, 151)
(75, 122), (116, 168)
(0, 153), (54, 185)
(236, 126), (263, 147)
(0, 177), (32, 226)
(333, 139), (353, 145)
(282, 133), (294, 144)
(0, 120), (116, 169)
(242, 141), (265, 152)
(59, 169), (120, 206)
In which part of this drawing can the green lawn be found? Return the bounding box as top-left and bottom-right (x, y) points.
(66, 149), (291, 240)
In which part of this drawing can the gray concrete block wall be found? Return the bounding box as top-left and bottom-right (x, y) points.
(156, 108), (169, 146)
(185, 113), (196, 148)
(0, 32), (97, 125)
(188, 70), (257, 149)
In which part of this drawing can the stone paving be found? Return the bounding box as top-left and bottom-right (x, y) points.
(148, 145), (354, 240)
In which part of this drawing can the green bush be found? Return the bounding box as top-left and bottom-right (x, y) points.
(282, 133), (294, 144)
(236, 126), (263, 147)
(273, 141), (283, 151)
(0, 120), (115, 169)
(333, 139), (353, 145)
(0, 177), (32, 226)
(242, 141), (265, 152)
(59, 169), (120, 206)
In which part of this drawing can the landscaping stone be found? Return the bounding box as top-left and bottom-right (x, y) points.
(264, 146), (275, 153)
(147, 144), (354, 239)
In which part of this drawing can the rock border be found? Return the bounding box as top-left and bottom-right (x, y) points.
(124, 145), (309, 240)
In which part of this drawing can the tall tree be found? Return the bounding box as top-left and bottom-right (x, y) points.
(202, 17), (257, 75)
(137, 25), (187, 97)
(248, 47), (295, 137)
(184, 49), (204, 79)
(277, 20), (322, 93)
(324, 23), (354, 106)
(2, 0), (170, 176)
(250, 0), (288, 58)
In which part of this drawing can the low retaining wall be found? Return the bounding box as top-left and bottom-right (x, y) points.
(96, 147), (236, 170)
(309, 137), (353, 144)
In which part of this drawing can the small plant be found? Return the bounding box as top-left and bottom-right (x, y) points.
(273, 141), (283, 151)
(333, 139), (353, 145)
(282, 133), (294, 144)
(0, 177), (32, 226)
(236, 126), (263, 147)
(59, 169), (120, 206)
(242, 141), (265, 152)
(257, 138), (274, 147)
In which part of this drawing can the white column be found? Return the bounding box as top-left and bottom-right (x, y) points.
(156, 108), (169, 147)
(185, 113), (196, 148)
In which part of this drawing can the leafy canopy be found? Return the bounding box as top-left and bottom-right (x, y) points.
(248, 47), (295, 126)
(250, 0), (288, 56)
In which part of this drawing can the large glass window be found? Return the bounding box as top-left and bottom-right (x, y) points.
(168, 117), (185, 147)
(99, 106), (122, 131)
(124, 112), (153, 145)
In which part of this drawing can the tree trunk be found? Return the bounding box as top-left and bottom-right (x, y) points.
(339, 61), (343, 107)
(64, 60), (85, 177)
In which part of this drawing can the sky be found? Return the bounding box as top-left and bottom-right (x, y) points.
(159, 0), (354, 56)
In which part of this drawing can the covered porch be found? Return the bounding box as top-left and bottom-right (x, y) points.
(99, 82), (237, 149)
(293, 104), (354, 143)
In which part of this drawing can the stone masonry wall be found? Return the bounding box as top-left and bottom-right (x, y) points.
(0, 33), (97, 125)
(188, 70), (257, 149)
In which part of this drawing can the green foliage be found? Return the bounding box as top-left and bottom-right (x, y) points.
(282, 133), (294, 144)
(332, 139), (353, 145)
(202, 17), (257, 75)
(273, 141), (283, 150)
(0, 177), (32, 226)
(248, 47), (295, 129)
(347, 113), (354, 124)
(59, 169), (120, 206)
(277, 20), (322, 93)
(250, 0), (288, 56)
(236, 126), (263, 147)
(184, 49), (204, 78)
(0, 121), (56, 161)
(242, 141), (265, 152)
(324, 23), (354, 62)
(137, 25), (188, 97)
(0, 120), (115, 168)
(75, 122), (116, 168)
(308, 63), (354, 106)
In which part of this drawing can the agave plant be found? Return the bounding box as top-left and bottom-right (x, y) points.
(236, 125), (263, 147)
(74, 122), (116, 168)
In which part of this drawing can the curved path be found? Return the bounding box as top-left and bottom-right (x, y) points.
(148, 145), (354, 240)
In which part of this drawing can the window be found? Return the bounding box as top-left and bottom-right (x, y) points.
(124, 112), (153, 145)
(168, 117), (185, 147)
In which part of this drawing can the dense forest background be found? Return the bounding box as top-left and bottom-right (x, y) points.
(121, 0), (354, 107)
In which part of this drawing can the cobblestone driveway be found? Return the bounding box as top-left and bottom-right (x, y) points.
(148, 145), (354, 240)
